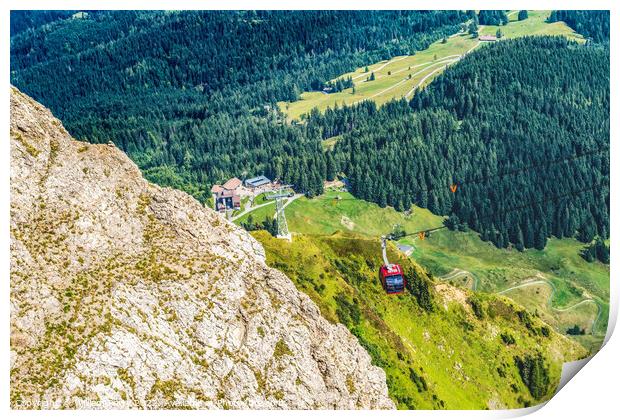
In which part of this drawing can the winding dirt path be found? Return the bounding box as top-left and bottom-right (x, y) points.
(403, 41), (483, 99)
(232, 193), (303, 222)
(497, 276), (602, 334)
(404, 63), (456, 99)
(350, 27), (486, 104)
(439, 268), (479, 291)
(352, 56), (408, 81)
(497, 279), (551, 295)
(231, 200), (273, 221)
(438, 269), (602, 333)
(353, 58), (458, 105)
(441, 268), (469, 280)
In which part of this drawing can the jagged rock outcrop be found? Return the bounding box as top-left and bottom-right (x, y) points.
(9, 87), (395, 410)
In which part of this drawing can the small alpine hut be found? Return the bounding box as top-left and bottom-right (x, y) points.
(479, 34), (497, 42)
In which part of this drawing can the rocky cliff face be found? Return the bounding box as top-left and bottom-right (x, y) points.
(9, 87), (394, 410)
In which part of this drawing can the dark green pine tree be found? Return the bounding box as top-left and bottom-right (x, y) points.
(325, 153), (336, 181)
(534, 228), (547, 251)
(515, 226), (525, 251)
(594, 237), (610, 263)
(378, 189), (388, 208)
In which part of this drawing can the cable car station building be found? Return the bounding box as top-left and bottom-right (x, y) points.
(244, 175), (271, 189)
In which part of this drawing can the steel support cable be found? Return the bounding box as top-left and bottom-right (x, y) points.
(392, 181), (608, 239)
(322, 145), (608, 201)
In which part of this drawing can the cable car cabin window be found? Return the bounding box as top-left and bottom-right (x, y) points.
(385, 274), (404, 293)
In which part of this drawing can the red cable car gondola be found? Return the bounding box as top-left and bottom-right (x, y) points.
(379, 236), (406, 294)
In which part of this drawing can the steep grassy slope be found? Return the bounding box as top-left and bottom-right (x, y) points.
(278, 10), (583, 120)
(238, 188), (609, 354)
(253, 231), (586, 409)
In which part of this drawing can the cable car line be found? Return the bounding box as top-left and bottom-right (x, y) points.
(387, 181), (607, 241)
(377, 181), (606, 294)
(321, 145), (607, 201)
(376, 182), (606, 295)
(441, 145), (607, 195)
(320, 149), (607, 296)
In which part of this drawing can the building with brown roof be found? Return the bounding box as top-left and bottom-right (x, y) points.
(211, 177), (242, 212)
(222, 177), (242, 191)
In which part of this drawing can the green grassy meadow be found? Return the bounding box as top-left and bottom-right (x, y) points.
(480, 10), (585, 40)
(278, 10), (583, 120)
(285, 190), (444, 236)
(403, 230), (609, 351)
(235, 201), (275, 225)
